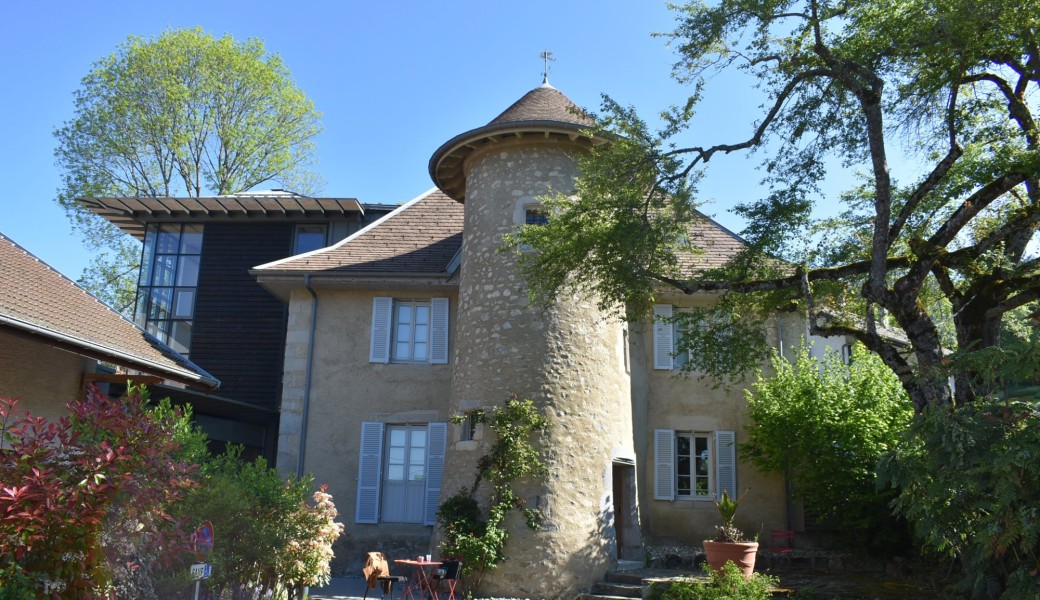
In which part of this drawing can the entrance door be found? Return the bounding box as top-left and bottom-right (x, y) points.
(612, 461), (639, 559)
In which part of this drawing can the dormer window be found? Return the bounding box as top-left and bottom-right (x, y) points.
(294, 224), (328, 254)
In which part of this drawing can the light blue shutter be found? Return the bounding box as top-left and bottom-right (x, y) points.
(369, 297), (393, 363)
(355, 421), (385, 523)
(424, 422), (447, 525)
(429, 298), (449, 364)
(654, 429), (675, 500)
(715, 430), (737, 501)
(653, 305), (673, 370)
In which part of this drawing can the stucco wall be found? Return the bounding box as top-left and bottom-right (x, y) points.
(630, 296), (789, 546)
(0, 330), (93, 422)
(277, 287), (456, 573)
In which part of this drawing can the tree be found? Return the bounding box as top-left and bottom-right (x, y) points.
(54, 27), (323, 312)
(507, 0), (1040, 412)
(743, 344), (913, 552)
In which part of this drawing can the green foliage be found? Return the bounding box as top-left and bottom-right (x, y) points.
(53, 26), (323, 309)
(181, 445), (344, 599)
(506, 0), (1040, 415)
(647, 563), (777, 600)
(711, 490), (748, 543)
(437, 396), (549, 591)
(0, 386), (198, 599)
(880, 399), (1040, 599)
(0, 563), (38, 600)
(743, 344), (913, 551)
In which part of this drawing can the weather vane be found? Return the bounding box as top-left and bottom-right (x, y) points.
(540, 50), (555, 85)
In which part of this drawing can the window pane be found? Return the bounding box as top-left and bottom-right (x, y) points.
(397, 305), (412, 324)
(388, 447), (405, 463)
(176, 255), (200, 286)
(135, 292), (149, 326)
(396, 323), (412, 343)
(294, 225), (327, 254)
(412, 342), (427, 361)
(170, 321), (192, 354)
(677, 476), (691, 495)
(415, 305), (429, 325)
(173, 289), (195, 318)
(151, 256), (177, 286)
(411, 429), (426, 448)
(677, 436), (690, 455)
(387, 465), (404, 481)
(414, 324), (429, 342)
(156, 225), (181, 254)
(140, 227), (157, 288)
(389, 428), (406, 446)
(149, 288), (172, 320)
(695, 478), (709, 495)
(395, 342), (411, 360)
(408, 465), (425, 481)
(180, 225), (203, 254)
(677, 456), (691, 477)
(409, 447), (425, 466)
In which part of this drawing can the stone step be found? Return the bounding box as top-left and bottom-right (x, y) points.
(604, 571), (645, 585)
(577, 594), (641, 600)
(615, 559), (644, 572)
(591, 581), (643, 598)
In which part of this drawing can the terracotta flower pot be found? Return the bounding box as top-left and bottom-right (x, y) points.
(703, 540), (759, 579)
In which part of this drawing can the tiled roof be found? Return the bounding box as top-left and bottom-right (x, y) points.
(678, 212), (747, 273)
(487, 83), (595, 127)
(0, 233), (219, 389)
(254, 189), (463, 275)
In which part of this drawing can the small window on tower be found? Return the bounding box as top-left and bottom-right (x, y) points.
(525, 208), (549, 226)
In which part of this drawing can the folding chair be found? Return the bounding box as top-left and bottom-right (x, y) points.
(362, 551), (408, 600)
(430, 558), (461, 600)
(768, 529), (795, 567)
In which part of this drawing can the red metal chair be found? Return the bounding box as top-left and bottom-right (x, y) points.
(769, 530), (795, 567)
(430, 558), (461, 600)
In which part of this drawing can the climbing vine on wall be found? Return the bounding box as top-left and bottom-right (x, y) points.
(436, 395), (548, 590)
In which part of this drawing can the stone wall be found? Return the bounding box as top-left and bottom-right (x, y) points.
(442, 139), (637, 599)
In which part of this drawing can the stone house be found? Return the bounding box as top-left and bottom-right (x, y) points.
(252, 82), (819, 598)
(0, 232), (218, 421)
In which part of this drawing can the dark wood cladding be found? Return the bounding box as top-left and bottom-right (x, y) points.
(191, 223), (293, 413)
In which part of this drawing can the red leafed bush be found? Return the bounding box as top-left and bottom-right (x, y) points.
(0, 385), (197, 598)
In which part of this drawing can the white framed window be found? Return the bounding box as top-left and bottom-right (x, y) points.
(652, 304), (690, 370)
(369, 297), (449, 364)
(355, 422), (447, 525)
(654, 429), (736, 502)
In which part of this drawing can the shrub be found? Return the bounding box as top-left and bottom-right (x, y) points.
(743, 343), (913, 552)
(0, 386), (197, 599)
(647, 562), (776, 600)
(880, 398), (1040, 599)
(183, 445), (344, 599)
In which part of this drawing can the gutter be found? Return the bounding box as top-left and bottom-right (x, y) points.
(297, 273), (319, 478)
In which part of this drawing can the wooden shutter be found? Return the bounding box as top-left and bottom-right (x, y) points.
(429, 298), (449, 364)
(423, 422), (448, 525)
(654, 428), (675, 500)
(355, 422), (385, 523)
(715, 430), (737, 501)
(369, 297), (393, 363)
(653, 304), (674, 370)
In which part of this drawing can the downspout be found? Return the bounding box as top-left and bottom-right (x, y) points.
(297, 273), (319, 478)
(777, 314), (794, 531)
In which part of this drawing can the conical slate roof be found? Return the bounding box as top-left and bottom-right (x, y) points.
(486, 83), (594, 127)
(429, 83), (597, 202)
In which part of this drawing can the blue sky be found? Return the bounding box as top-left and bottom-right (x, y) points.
(1, 0), (777, 281)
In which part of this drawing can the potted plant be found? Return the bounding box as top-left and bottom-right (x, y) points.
(702, 490), (758, 579)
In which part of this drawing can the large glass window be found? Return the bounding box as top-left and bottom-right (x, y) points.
(136, 224), (203, 356)
(676, 433), (711, 499)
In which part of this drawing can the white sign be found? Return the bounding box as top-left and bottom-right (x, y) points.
(190, 563), (212, 580)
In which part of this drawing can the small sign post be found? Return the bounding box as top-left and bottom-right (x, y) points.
(191, 522), (215, 600)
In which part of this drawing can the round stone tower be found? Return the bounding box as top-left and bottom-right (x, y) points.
(430, 82), (638, 599)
